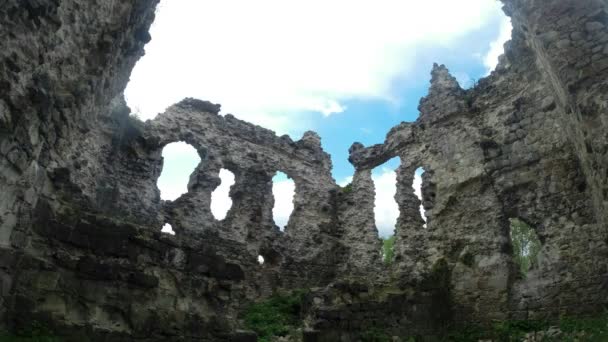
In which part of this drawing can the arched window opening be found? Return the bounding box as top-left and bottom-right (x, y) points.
(257, 255), (265, 265)
(161, 223), (175, 235)
(373, 158), (400, 264)
(414, 167), (427, 226)
(372, 157), (400, 244)
(157, 142), (201, 201)
(509, 218), (541, 278)
(211, 169), (236, 220)
(272, 171), (295, 231)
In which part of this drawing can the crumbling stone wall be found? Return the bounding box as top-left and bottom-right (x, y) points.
(0, 0), (607, 340)
(313, 1), (608, 337)
(502, 0), (608, 320)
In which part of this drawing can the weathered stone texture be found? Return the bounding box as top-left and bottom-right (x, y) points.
(0, 0), (607, 340)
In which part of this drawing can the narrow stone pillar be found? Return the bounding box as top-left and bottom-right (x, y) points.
(339, 169), (383, 276)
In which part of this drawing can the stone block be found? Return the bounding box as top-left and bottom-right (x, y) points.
(230, 330), (257, 342)
(303, 330), (321, 342)
(556, 39), (572, 49)
(586, 21), (604, 32)
(127, 271), (159, 289)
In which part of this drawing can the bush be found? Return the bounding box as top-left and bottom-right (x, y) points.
(341, 183), (353, 194)
(360, 327), (391, 342)
(444, 312), (608, 341)
(243, 289), (308, 342)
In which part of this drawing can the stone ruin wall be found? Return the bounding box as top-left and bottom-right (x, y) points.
(0, 0), (607, 340)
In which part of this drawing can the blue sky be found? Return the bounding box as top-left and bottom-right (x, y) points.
(126, 0), (511, 237)
(307, 18), (507, 182)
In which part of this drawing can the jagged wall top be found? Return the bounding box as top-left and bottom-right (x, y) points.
(0, 0), (607, 339)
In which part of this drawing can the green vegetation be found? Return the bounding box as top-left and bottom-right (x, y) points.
(559, 314), (608, 341)
(243, 289), (308, 342)
(0, 322), (61, 342)
(360, 326), (392, 342)
(444, 313), (608, 341)
(509, 218), (541, 277)
(341, 183), (353, 194)
(382, 236), (396, 264)
(353, 314), (608, 341)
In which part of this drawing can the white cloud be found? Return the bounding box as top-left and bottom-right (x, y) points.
(453, 71), (473, 89)
(373, 168), (424, 237)
(157, 142), (201, 201)
(126, 0), (507, 134)
(339, 176), (353, 187)
(314, 100), (346, 117)
(272, 176), (295, 230)
(161, 223), (175, 235)
(413, 168), (427, 225)
(197, 167), (426, 237)
(155, 143), (427, 236)
(373, 168), (399, 237)
(157, 158), (295, 226)
(483, 16), (513, 74)
(211, 169), (236, 220)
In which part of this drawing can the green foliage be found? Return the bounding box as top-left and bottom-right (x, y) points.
(0, 322), (62, 342)
(360, 327), (391, 342)
(559, 313), (608, 341)
(491, 319), (546, 341)
(509, 218), (541, 277)
(382, 236), (396, 264)
(243, 289), (308, 342)
(443, 312), (608, 341)
(444, 325), (485, 342)
(341, 183), (353, 194)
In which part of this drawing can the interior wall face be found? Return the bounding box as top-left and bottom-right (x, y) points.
(0, 0), (607, 339)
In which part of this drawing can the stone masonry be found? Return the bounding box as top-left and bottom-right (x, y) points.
(0, 0), (607, 340)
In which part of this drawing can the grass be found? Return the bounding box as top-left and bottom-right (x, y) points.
(243, 289), (308, 342)
(444, 312), (608, 341)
